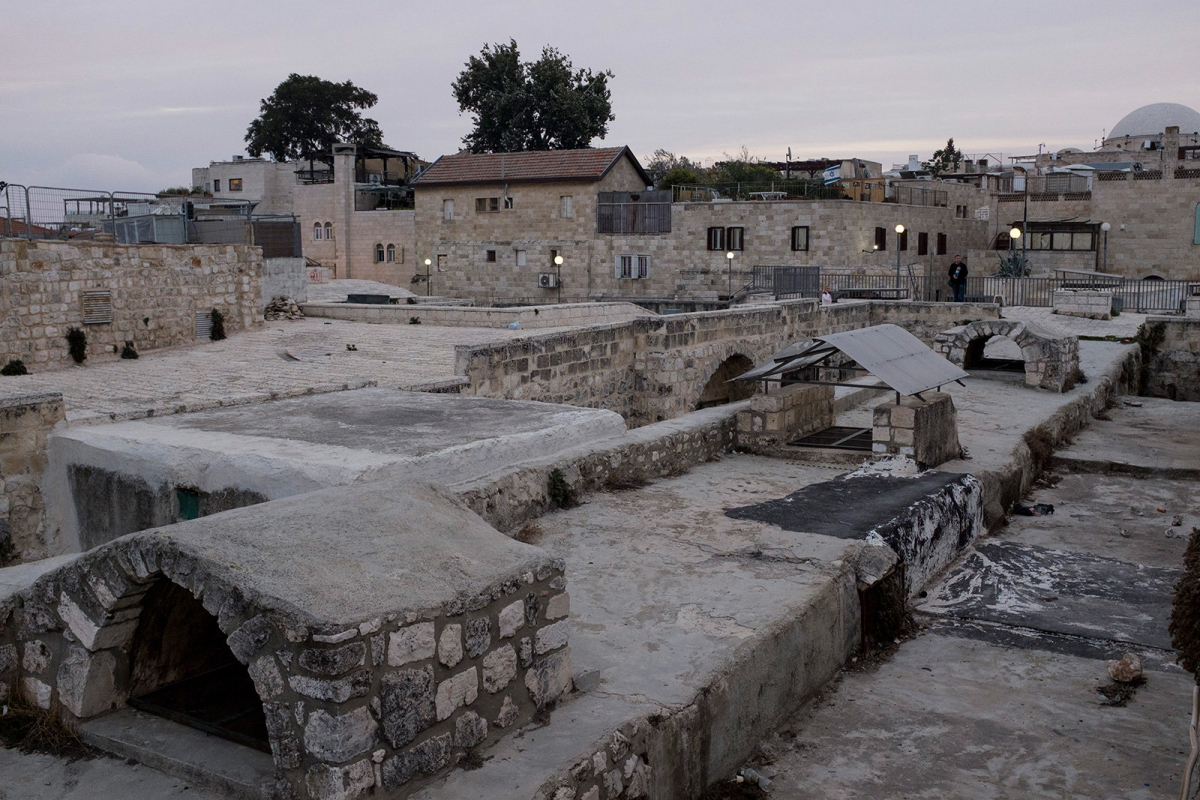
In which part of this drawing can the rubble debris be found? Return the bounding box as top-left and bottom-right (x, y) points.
(1173, 515), (1183, 527)
(1108, 652), (1143, 683)
(265, 295), (304, 321)
(1014, 503), (1055, 516)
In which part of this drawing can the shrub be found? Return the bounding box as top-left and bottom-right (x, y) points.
(547, 468), (576, 508)
(1171, 528), (1200, 683)
(120, 341), (138, 359)
(0, 359), (28, 376)
(409, 316), (421, 325)
(210, 308), (226, 341)
(66, 327), (87, 364)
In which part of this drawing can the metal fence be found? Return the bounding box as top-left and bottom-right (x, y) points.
(597, 191), (673, 233)
(672, 182), (843, 202)
(886, 185), (948, 207)
(1, 183), (302, 257)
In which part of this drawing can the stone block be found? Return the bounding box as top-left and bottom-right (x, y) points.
(304, 706), (378, 763)
(454, 710), (488, 748)
(525, 646), (572, 708)
(494, 694), (519, 728)
(482, 645), (517, 693)
(21, 676), (52, 709)
(289, 668), (371, 703)
(227, 615), (273, 662)
(56, 647), (117, 717)
(304, 760), (375, 800)
(498, 600), (524, 638)
(546, 592), (570, 621)
(58, 593), (137, 652)
(0, 644), (16, 674)
(22, 639), (52, 673)
(465, 617), (491, 658)
(535, 620), (570, 655)
(381, 665), (435, 748)
(435, 667), (478, 720)
(438, 624), (463, 667)
(247, 656), (285, 700)
(388, 622), (435, 667)
(299, 641), (366, 677)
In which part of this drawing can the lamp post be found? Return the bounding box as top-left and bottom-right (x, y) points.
(1100, 222), (1111, 272)
(1012, 165), (1029, 267)
(554, 254), (564, 303)
(894, 224), (905, 289)
(423, 258), (432, 297)
(726, 251), (735, 300)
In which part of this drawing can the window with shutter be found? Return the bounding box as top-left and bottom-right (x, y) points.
(313, 223), (322, 241)
(726, 227), (744, 251)
(386, 244), (395, 263)
(791, 226), (809, 251)
(443, 200), (454, 220)
(917, 232), (928, 256)
(874, 227), (887, 251)
(637, 255), (649, 279)
(375, 244), (385, 263)
(706, 227), (725, 251)
(937, 232), (947, 255)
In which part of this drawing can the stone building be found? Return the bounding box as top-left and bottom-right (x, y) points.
(413, 147), (990, 305)
(191, 157), (296, 216)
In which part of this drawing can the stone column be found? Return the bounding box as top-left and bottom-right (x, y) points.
(872, 393), (961, 467)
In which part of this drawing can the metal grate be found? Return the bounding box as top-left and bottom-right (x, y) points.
(194, 311), (213, 339)
(790, 426), (873, 451)
(81, 290), (112, 324)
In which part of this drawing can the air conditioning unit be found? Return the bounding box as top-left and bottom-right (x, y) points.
(538, 273), (558, 289)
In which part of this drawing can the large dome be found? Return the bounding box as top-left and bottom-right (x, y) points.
(1109, 103), (1200, 138)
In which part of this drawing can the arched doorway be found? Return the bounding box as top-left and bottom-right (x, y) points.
(127, 581), (270, 752)
(695, 354), (756, 410)
(963, 335), (1025, 374)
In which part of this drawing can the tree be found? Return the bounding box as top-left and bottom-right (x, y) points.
(711, 147), (781, 185)
(644, 149), (703, 187)
(452, 40), (614, 153)
(659, 166), (702, 190)
(245, 74), (385, 170)
(925, 138), (964, 176)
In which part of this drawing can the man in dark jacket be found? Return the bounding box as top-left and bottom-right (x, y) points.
(948, 256), (968, 302)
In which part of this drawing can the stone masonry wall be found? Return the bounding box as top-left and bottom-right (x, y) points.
(0, 239), (262, 370)
(302, 301), (653, 329)
(1052, 288), (1114, 320)
(455, 300), (1001, 427)
(262, 256), (309, 305)
(1143, 316), (1200, 401)
(872, 393), (961, 467)
(0, 392), (64, 565)
(0, 533), (571, 800)
(735, 383), (834, 453)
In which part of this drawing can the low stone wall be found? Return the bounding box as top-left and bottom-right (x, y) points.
(263, 256), (308, 305)
(0, 393), (64, 565)
(1185, 297), (1200, 318)
(301, 301), (654, 330)
(1052, 288), (1114, 320)
(0, 239), (262, 369)
(735, 384), (834, 453)
(872, 394), (961, 467)
(936, 318), (1079, 392)
(1144, 316), (1200, 401)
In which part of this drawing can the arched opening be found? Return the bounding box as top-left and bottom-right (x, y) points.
(312, 222), (322, 241)
(375, 243), (385, 263)
(964, 335), (1024, 374)
(386, 243), (396, 263)
(127, 580), (270, 752)
(696, 354), (756, 410)
(324, 222), (333, 241)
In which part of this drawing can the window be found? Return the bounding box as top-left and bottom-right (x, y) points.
(229, 178), (243, 192)
(706, 226), (725, 251)
(503, 196), (514, 210)
(436, 255), (447, 272)
(486, 249), (497, 262)
(936, 232), (947, 255)
(386, 244), (396, 263)
(559, 196), (573, 218)
(516, 250), (527, 266)
(616, 254), (633, 278)
(550, 248), (559, 266)
(1025, 227), (1098, 251)
(1194, 202), (1200, 244)
(874, 227), (887, 251)
(615, 255), (650, 279)
(726, 227), (744, 251)
(791, 226), (809, 251)
(313, 222), (322, 241)
(475, 197), (500, 213)
(324, 222), (333, 240)
(900, 230), (909, 251)
(917, 232), (928, 256)
(637, 255), (650, 279)
(213, 179), (221, 192)
(443, 200), (454, 220)
(375, 244), (385, 263)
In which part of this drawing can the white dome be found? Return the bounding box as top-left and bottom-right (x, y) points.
(1109, 103), (1200, 138)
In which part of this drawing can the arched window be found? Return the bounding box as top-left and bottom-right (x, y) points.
(386, 244), (396, 263)
(324, 222), (333, 241)
(375, 244), (385, 263)
(313, 222), (322, 241)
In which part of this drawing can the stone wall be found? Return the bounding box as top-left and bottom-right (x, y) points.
(1143, 316), (1200, 401)
(1052, 288), (1114, 320)
(872, 394), (961, 467)
(735, 383), (834, 453)
(0, 392), (63, 564)
(0, 239), (262, 369)
(263, 256), (309, 304)
(936, 319), (1080, 392)
(302, 301), (654, 329)
(455, 300), (1001, 427)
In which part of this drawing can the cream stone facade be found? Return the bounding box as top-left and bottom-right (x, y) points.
(191, 158), (296, 216)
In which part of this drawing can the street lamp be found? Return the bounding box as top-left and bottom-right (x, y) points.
(554, 254), (564, 303)
(894, 224), (905, 289)
(423, 258), (432, 297)
(1012, 164), (1030, 267)
(1100, 222), (1111, 272)
(726, 251), (735, 299)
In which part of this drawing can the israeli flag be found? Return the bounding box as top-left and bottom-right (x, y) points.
(822, 165), (841, 185)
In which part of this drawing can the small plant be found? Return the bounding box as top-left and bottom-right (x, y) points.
(142, 317), (150, 326)
(346, 343), (358, 351)
(210, 308), (226, 341)
(66, 327), (87, 364)
(0, 359), (28, 376)
(409, 316), (421, 325)
(547, 468), (576, 509)
(0, 691), (93, 758)
(120, 341), (138, 359)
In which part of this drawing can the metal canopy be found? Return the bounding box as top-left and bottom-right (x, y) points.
(735, 323), (969, 397)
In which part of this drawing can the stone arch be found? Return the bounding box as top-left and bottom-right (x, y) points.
(694, 352), (757, 410)
(934, 319), (1079, 392)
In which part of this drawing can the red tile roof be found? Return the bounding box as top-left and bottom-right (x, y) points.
(414, 146), (649, 187)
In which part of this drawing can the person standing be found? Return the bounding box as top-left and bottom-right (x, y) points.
(820, 285), (833, 306)
(948, 255), (969, 302)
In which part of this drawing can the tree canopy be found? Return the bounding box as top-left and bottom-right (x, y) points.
(452, 40), (614, 153)
(645, 149), (702, 187)
(245, 74), (385, 166)
(925, 138), (964, 176)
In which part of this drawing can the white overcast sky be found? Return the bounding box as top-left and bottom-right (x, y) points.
(3, 0), (1198, 193)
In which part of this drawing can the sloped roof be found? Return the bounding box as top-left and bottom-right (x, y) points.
(414, 146), (649, 187)
(736, 324), (968, 396)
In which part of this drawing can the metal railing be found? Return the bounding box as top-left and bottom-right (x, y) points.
(671, 182), (843, 202)
(885, 185), (949, 207)
(920, 273), (1193, 312)
(757, 267), (921, 300)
